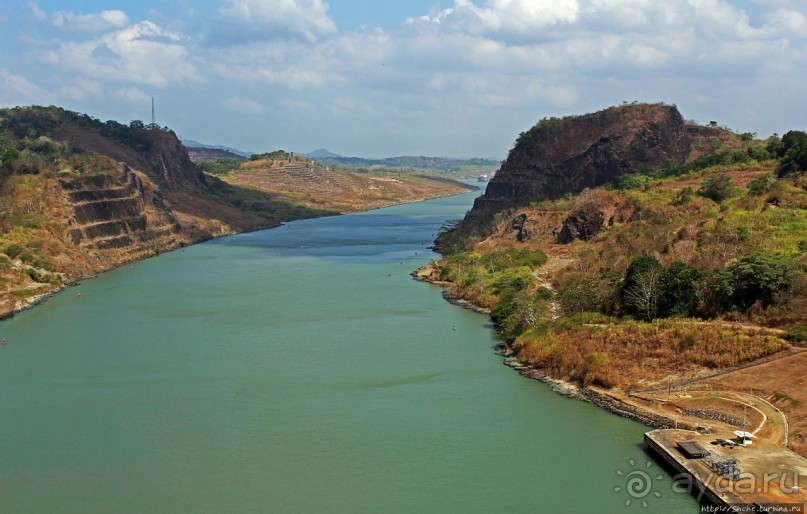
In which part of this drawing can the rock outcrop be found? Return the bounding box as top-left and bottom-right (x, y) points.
(62, 165), (180, 253)
(52, 125), (206, 191)
(451, 104), (735, 239)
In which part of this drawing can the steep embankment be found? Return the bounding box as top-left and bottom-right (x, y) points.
(447, 103), (738, 242)
(424, 102), (807, 452)
(0, 107), (260, 317)
(0, 106), (474, 318)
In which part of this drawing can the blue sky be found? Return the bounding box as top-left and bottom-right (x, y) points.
(1, 1), (806, 158)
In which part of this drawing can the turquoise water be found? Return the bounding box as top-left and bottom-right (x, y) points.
(0, 192), (697, 512)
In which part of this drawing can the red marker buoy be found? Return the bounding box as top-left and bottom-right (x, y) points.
(2, 338), (6, 346)
(77, 293), (82, 299)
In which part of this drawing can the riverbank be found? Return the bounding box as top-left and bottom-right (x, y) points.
(413, 260), (807, 461)
(0, 190), (699, 513)
(1, 183), (474, 322)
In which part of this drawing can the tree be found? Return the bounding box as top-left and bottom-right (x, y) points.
(660, 262), (703, 317)
(728, 252), (794, 310)
(696, 269), (734, 317)
(622, 256), (664, 320)
(778, 130), (807, 176)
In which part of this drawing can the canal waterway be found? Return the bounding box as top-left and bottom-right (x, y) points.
(0, 191), (698, 512)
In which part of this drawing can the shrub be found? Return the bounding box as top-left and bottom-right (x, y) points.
(671, 187), (694, 206)
(198, 158), (242, 175)
(746, 174), (777, 196)
(4, 243), (23, 258)
(697, 173), (734, 202)
(511, 248), (548, 268)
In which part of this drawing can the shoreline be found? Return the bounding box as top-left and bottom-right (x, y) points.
(416, 264), (807, 468)
(2, 185), (475, 322)
(414, 267), (691, 432)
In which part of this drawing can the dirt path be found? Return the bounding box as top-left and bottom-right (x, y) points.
(533, 256), (572, 319)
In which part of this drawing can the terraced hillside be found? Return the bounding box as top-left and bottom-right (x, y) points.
(0, 106), (475, 319)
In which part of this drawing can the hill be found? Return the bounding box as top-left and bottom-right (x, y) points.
(306, 153), (499, 177)
(207, 151), (477, 214)
(445, 103), (742, 243)
(181, 139), (251, 157)
(421, 103), (807, 452)
(185, 146), (249, 164)
(0, 106), (473, 318)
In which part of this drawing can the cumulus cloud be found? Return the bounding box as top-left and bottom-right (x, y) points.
(4, 0), (806, 156)
(53, 21), (201, 88)
(0, 68), (48, 104)
(217, 0), (336, 43)
(22, 1), (47, 22)
(51, 10), (130, 32)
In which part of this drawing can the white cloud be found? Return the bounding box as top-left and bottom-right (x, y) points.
(23, 1), (47, 22)
(53, 21), (201, 88)
(0, 68), (48, 104)
(218, 0), (336, 42)
(52, 10), (129, 32)
(222, 96), (265, 113)
(60, 79), (101, 102)
(4, 0), (807, 156)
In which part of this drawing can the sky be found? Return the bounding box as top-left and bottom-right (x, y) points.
(1, 0), (806, 159)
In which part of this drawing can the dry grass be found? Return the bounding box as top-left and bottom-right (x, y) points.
(512, 318), (790, 390)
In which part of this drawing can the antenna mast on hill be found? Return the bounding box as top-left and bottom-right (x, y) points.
(151, 97), (156, 126)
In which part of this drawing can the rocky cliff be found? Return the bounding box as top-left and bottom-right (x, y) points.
(52, 125), (206, 191)
(455, 104), (735, 236)
(0, 107), (256, 317)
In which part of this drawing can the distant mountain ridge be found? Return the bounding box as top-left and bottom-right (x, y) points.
(181, 139), (251, 158)
(185, 146), (249, 164)
(301, 150), (499, 172)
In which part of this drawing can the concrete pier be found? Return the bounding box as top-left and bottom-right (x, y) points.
(645, 429), (806, 511)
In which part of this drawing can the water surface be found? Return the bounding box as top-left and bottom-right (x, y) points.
(0, 192), (697, 512)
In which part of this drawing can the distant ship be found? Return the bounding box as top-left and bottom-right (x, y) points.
(478, 174), (488, 182)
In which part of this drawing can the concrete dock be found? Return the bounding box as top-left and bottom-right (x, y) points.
(645, 429), (806, 510)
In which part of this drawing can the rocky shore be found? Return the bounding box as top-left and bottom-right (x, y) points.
(414, 263), (692, 432)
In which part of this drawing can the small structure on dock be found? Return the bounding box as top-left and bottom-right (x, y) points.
(677, 441), (708, 459)
(732, 430), (756, 445)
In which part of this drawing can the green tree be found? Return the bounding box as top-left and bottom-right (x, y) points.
(660, 262), (703, 317)
(697, 269), (734, 317)
(557, 275), (616, 315)
(777, 130), (807, 176)
(727, 252), (794, 310)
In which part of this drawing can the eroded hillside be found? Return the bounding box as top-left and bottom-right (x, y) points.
(0, 106), (473, 318)
(423, 103), (807, 452)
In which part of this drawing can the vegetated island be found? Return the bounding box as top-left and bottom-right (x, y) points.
(0, 105), (475, 318)
(415, 102), (807, 456)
